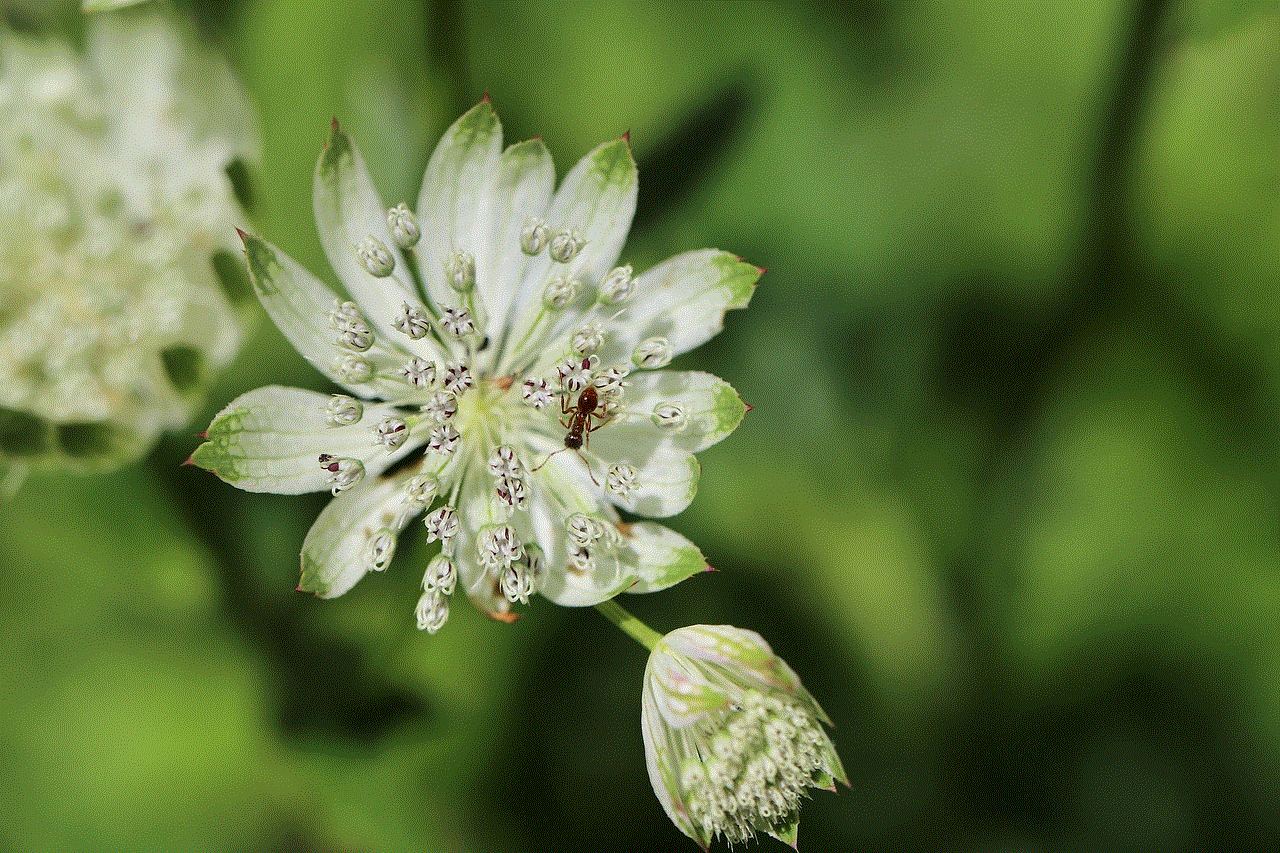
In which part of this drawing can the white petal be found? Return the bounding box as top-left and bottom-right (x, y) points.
(502, 139), (638, 368)
(238, 232), (407, 397)
(521, 433), (633, 606)
(599, 250), (760, 365)
(586, 431), (700, 518)
(191, 386), (417, 493)
(314, 124), (434, 352)
(607, 370), (747, 454)
(414, 100), (504, 313)
(298, 473), (411, 598)
(474, 139), (554, 350)
(620, 522), (708, 594)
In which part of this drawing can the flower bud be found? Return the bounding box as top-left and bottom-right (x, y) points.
(642, 625), (845, 849)
(386, 203), (420, 248)
(356, 237), (395, 277)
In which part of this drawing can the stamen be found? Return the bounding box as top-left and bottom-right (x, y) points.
(415, 589), (449, 633)
(633, 336), (673, 369)
(318, 454), (364, 495)
(423, 504), (459, 551)
(520, 217), (550, 255)
(606, 463), (637, 498)
(600, 264), (635, 304)
(440, 306), (474, 338)
(571, 321), (604, 355)
(373, 416), (408, 451)
(326, 394), (363, 426)
(445, 251), (475, 291)
(426, 423), (460, 455)
(521, 377), (552, 409)
(393, 302), (432, 339)
(401, 357), (436, 388)
(442, 361), (473, 395)
(365, 527), (396, 571)
(356, 236), (395, 277)
(548, 227), (585, 263)
(421, 389), (458, 422)
(386, 203), (420, 248)
(335, 354), (375, 383)
(543, 275), (580, 308)
(652, 402), (687, 430)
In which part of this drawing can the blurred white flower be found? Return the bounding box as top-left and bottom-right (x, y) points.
(643, 625), (846, 849)
(193, 101), (759, 630)
(0, 7), (258, 478)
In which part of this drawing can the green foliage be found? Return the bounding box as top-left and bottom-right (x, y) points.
(6, 0), (1280, 851)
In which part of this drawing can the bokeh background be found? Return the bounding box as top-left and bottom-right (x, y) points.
(4, 0), (1280, 850)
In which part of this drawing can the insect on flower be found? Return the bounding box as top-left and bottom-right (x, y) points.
(532, 357), (619, 482)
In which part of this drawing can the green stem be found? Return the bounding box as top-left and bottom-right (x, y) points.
(595, 600), (662, 651)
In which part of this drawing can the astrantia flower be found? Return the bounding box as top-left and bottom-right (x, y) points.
(0, 9), (257, 478)
(643, 625), (845, 849)
(193, 101), (760, 629)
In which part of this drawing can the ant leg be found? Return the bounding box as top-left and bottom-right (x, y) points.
(574, 450), (601, 486)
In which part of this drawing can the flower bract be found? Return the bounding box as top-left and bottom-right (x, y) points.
(642, 625), (846, 849)
(193, 101), (759, 630)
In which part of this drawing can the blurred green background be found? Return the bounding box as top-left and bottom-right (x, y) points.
(4, 0), (1280, 850)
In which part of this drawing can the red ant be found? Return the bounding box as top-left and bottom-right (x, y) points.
(531, 365), (615, 482)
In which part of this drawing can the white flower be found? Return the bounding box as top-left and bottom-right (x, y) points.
(0, 9), (257, 477)
(643, 625), (846, 849)
(193, 101), (759, 630)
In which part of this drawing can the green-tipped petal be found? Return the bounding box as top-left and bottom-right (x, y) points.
(314, 123), (423, 346)
(600, 250), (760, 365)
(414, 100), (504, 310)
(622, 522), (708, 594)
(604, 370), (748, 455)
(590, 438), (700, 518)
(191, 386), (416, 494)
(239, 232), (402, 396)
(474, 139), (555, 339)
(298, 474), (410, 598)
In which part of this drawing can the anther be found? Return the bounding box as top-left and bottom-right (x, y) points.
(326, 394), (363, 426)
(632, 336), (673, 369)
(445, 251), (475, 291)
(600, 264), (634, 304)
(520, 217), (550, 255)
(373, 416), (408, 450)
(356, 236), (395, 277)
(386, 203), (420, 248)
(393, 302), (431, 339)
(548, 228), (585, 263)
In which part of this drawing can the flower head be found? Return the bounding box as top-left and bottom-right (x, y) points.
(643, 625), (845, 849)
(193, 101), (760, 630)
(0, 9), (257, 478)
